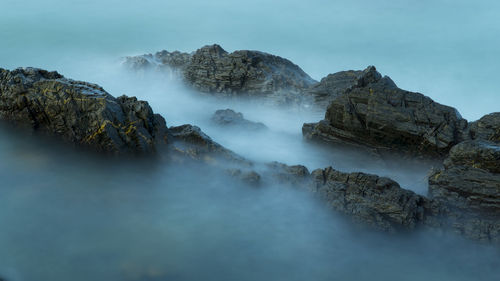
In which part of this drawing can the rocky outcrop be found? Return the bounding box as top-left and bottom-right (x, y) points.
(428, 140), (500, 242)
(303, 66), (468, 157)
(306, 66), (382, 109)
(0, 67), (169, 154)
(169, 124), (250, 165)
(265, 161), (310, 186)
(467, 112), (500, 143)
(309, 167), (428, 231)
(211, 109), (267, 131)
(123, 50), (192, 75)
(184, 44), (316, 98)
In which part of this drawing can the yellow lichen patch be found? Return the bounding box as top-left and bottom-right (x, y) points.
(433, 172), (442, 181)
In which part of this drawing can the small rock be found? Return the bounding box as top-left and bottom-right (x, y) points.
(211, 109), (267, 130)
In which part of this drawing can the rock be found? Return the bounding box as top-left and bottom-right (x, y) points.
(306, 66), (384, 109)
(265, 161), (310, 186)
(184, 44), (316, 97)
(0, 67), (169, 154)
(169, 124), (250, 165)
(467, 112), (500, 143)
(211, 109), (267, 130)
(226, 168), (261, 186)
(308, 167), (428, 231)
(428, 140), (500, 242)
(123, 50), (192, 75)
(303, 66), (468, 157)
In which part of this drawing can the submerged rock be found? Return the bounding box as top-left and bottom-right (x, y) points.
(308, 167), (428, 231)
(303, 66), (468, 157)
(211, 109), (267, 130)
(428, 140), (500, 242)
(123, 50), (192, 75)
(0, 67), (169, 154)
(169, 124), (250, 165)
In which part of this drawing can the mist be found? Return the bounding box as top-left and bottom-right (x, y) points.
(1, 0), (500, 280)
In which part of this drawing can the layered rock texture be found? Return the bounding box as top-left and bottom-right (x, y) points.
(0, 67), (169, 154)
(211, 109), (267, 131)
(428, 140), (500, 242)
(124, 44), (317, 105)
(303, 66), (468, 157)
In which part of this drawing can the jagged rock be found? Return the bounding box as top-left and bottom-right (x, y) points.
(467, 112), (500, 143)
(265, 161), (310, 186)
(428, 140), (500, 242)
(0, 67), (169, 154)
(123, 50), (192, 75)
(306, 66), (383, 109)
(308, 167), (428, 231)
(169, 124), (250, 165)
(211, 109), (267, 130)
(184, 44), (316, 97)
(303, 66), (468, 157)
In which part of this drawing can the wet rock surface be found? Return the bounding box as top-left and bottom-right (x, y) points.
(0, 67), (169, 154)
(211, 108), (267, 130)
(303, 66), (468, 157)
(428, 140), (500, 242)
(308, 167), (428, 231)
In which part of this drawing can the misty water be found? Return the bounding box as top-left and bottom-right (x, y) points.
(1, 0), (500, 280)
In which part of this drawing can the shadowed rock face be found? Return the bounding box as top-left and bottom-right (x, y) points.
(428, 140), (500, 242)
(0, 67), (169, 154)
(303, 66), (468, 157)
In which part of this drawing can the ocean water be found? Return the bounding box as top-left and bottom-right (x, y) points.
(0, 1), (499, 280)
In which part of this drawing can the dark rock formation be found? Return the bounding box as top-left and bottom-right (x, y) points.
(428, 140), (500, 242)
(211, 109), (267, 130)
(303, 66), (468, 157)
(306, 66), (383, 109)
(0, 67), (169, 154)
(184, 44), (316, 98)
(308, 167), (428, 231)
(467, 112), (500, 143)
(169, 124), (250, 165)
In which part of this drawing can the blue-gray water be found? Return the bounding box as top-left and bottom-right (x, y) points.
(1, 1), (500, 280)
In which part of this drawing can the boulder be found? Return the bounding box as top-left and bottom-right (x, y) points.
(303, 66), (468, 157)
(308, 167), (428, 231)
(0, 67), (169, 154)
(211, 109), (267, 130)
(265, 161), (310, 186)
(428, 140), (500, 242)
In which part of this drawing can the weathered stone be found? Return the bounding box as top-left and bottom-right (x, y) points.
(169, 124), (250, 165)
(211, 109), (267, 130)
(308, 167), (428, 231)
(226, 168), (261, 186)
(428, 140), (500, 243)
(123, 50), (192, 75)
(467, 112), (500, 143)
(306, 66), (385, 109)
(265, 161), (310, 186)
(0, 67), (169, 154)
(303, 66), (468, 157)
